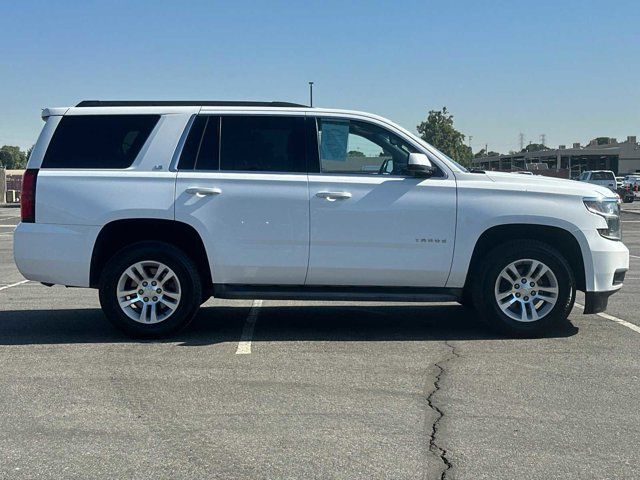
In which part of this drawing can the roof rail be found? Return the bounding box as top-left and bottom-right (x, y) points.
(76, 100), (308, 108)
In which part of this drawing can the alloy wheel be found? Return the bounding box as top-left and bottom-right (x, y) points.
(116, 261), (182, 324)
(494, 258), (559, 322)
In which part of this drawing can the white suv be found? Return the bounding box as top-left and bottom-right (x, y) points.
(578, 170), (617, 191)
(14, 101), (629, 337)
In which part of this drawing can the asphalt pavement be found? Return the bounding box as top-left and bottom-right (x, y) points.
(0, 207), (639, 479)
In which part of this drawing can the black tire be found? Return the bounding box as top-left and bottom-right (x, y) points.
(472, 240), (575, 337)
(99, 241), (202, 338)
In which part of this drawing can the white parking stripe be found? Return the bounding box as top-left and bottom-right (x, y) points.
(575, 302), (640, 334)
(0, 280), (29, 291)
(630, 254), (640, 259)
(235, 300), (263, 355)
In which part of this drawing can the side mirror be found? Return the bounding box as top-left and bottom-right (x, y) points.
(407, 153), (435, 178)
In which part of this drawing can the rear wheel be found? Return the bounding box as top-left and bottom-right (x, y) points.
(472, 240), (575, 337)
(99, 242), (202, 338)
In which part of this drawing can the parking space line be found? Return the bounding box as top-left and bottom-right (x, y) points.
(630, 254), (640, 259)
(235, 300), (263, 355)
(575, 302), (640, 334)
(0, 280), (29, 291)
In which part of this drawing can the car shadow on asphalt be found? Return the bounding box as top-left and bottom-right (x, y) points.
(0, 304), (578, 346)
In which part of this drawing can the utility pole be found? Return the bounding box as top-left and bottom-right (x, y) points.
(519, 133), (525, 151)
(308, 82), (314, 107)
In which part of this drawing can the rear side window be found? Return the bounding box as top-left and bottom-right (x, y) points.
(220, 116), (306, 172)
(42, 115), (159, 169)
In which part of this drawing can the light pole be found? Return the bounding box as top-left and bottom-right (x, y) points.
(308, 82), (314, 107)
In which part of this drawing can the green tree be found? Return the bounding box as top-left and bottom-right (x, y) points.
(348, 150), (365, 157)
(0, 146), (27, 169)
(26, 145), (34, 161)
(416, 107), (472, 165)
(474, 149), (501, 158)
(521, 143), (548, 153)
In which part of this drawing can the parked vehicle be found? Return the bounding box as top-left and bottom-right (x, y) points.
(616, 176), (625, 189)
(623, 174), (640, 188)
(617, 186), (635, 203)
(578, 170), (617, 191)
(14, 101), (629, 338)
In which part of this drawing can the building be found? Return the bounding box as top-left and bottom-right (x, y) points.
(472, 136), (640, 178)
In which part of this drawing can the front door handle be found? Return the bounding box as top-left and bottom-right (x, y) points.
(315, 191), (352, 201)
(186, 187), (222, 197)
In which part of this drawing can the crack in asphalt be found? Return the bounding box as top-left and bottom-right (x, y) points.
(426, 340), (460, 480)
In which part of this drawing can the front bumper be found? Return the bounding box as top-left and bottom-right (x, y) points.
(583, 289), (619, 314)
(576, 229), (629, 292)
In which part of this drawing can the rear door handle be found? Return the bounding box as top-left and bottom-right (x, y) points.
(315, 191), (352, 201)
(186, 187), (222, 196)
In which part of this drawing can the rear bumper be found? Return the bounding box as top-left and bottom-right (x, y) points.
(13, 222), (99, 287)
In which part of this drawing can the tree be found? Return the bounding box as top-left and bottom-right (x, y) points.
(26, 145), (34, 161)
(521, 143), (548, 153)
(348, 150), (365, 157)
(0, 146), (27, 169)
(474, 148), (501, 158)
(416, 107), (472, 165)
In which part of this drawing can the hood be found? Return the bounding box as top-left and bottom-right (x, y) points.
(482, 171), (616, 199)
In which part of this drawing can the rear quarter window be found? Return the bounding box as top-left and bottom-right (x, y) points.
(42, 115), (159, 169)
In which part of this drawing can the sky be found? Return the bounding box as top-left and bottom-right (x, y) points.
(1, 0), (639, 154)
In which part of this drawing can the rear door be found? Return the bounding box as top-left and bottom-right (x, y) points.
(175, 114), (310, 284)
(305, 117), (457, 287)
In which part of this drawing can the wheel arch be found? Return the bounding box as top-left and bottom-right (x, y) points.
(463, 224), (586, 295)
(90, 219), (212, 289)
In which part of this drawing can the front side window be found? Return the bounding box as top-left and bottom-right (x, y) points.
(220, 116), (306, 173)
(42, 115), (159, 169)
(317, 118), (418, 175)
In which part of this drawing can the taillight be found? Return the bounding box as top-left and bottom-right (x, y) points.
(20, 169), (38, 223)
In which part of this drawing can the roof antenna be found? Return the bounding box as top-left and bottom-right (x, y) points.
(308, 82), (314, 107)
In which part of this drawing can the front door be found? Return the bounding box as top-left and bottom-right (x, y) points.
(306, 118), (457, 287)
(175, 114), (309, 284)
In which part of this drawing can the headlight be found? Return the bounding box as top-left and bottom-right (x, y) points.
(584, 197), (621, 240)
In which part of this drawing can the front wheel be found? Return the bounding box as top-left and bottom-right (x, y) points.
(472, 240), (575, 337)
(99, 242), (202, 338)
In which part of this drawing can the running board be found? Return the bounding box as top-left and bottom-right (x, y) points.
(213, 284), (462, 303)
